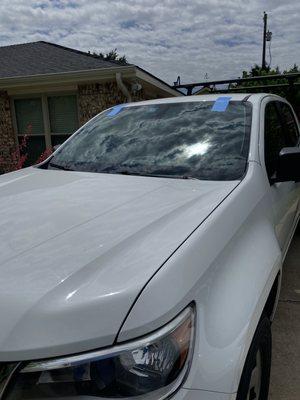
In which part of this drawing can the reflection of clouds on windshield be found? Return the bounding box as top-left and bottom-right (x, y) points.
(184, 141), (211, 157)
(54, 102), (251, 180)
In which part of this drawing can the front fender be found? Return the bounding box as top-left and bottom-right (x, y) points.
(118, 163), (282, 394)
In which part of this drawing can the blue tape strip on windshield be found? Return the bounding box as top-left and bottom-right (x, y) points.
(211, 96), (231, 112)
(107, 105), (124, 117)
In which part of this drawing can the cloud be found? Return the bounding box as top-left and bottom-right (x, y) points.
(0, 0), (299, 85)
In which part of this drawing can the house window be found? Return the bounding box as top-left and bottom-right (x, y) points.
(14, 94), (78, 166)
(48, 95), (78, 138)
(51, 134), (72, 148)
(14, 98), (44, 135)
(19, 136), (47, 166)
(14, 98), (46, 166)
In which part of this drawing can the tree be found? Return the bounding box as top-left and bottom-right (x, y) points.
(93, 48), (127, 64)
(240, 64), (298, 80)
(236, 64), (300, 116)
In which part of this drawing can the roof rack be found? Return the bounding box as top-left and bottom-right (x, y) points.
(173, 73), (300, 95)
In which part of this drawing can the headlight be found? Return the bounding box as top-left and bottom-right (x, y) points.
(4, 306), (195, 399)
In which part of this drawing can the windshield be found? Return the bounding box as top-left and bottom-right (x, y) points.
(47, 100), (252, 180)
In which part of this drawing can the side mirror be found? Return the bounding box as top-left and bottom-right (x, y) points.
(276, 147), (300, 182)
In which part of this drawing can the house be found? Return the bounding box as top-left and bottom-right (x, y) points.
(0, 41), (181, 173)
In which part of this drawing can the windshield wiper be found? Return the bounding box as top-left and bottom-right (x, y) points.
(48, 162), (74, 171)
(119, 171), (199, 180)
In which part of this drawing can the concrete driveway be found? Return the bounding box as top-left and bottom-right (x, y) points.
(269, 227), (300, 400)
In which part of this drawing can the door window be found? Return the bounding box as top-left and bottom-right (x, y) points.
(264, 102), (286, 179)
(278, 102), (299, 146)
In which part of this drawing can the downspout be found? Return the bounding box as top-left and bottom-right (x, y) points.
(116, 72), (132, 102)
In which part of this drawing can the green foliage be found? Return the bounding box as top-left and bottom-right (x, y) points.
(93, 48), (127, 64)
(241, 64), (299, 81)
(236, 64), (300, 116)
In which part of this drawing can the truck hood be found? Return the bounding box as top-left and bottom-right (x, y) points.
(0, 168), (238, 361)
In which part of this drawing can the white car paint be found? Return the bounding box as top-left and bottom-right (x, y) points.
(0, 168), (237, 360)
(0, 93), (299, 399)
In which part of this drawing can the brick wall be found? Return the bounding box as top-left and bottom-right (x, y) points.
(0, 91), (18, 174)
(78, 81), (148, 126)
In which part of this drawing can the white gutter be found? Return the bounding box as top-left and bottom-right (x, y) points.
(0, 65), (181, 97)
(0, 66), (136, 90)
(116, 72), (132, 102)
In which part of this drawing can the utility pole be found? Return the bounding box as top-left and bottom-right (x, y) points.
(262, 11), (267, 70)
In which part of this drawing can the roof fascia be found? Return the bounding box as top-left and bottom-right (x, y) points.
(0, 66), (135, 90)
(0, 65), (183, 98)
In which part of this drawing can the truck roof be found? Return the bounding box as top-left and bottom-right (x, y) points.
(125, 93), (286, 107)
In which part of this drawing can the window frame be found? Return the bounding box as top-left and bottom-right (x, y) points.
(262, 98), (300, 184)
(277, 101), (300, 147)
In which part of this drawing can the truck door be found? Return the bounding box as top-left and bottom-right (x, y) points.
(263, 100), (300, 253)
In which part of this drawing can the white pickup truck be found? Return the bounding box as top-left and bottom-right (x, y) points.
(0, 94), (299, 400)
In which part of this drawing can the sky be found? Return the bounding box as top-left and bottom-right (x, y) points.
(0, 0), (299, 85)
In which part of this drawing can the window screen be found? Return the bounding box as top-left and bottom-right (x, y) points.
(14, 98), (44, 135)
(48, 95), (78, 134)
